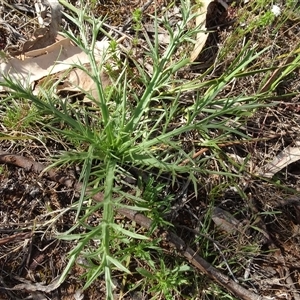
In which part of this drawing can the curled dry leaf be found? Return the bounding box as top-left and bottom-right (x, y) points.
(0, 37), (111, 99)
(190, 0), (211, 62)
(257, 142), (300, 178)
(211, 206), (241, 234)
(6, 276), (61, 293)
(55, 66), (112, 101)
(11, 0), (62, 55)
(190, 0), (229, 62)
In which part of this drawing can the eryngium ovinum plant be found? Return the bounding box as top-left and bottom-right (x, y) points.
(2, 0), (293, 298)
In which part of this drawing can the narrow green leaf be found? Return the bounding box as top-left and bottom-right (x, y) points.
(111, 223), (149, 240)
(107, 256), (131, 274)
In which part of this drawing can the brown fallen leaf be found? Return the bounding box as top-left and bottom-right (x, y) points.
(62, 67), (112, 100)
(257, 141), (300, 178)
(5, 276), (61, 293)
(190, 0), (229, 62)
(0, 38), (110, 93)
(190, 0), (211, 62)
(11, 0), (62, 55)
(211, 206), (241, 234)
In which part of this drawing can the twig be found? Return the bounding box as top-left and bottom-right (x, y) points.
(0, 232), (32, 246)
(0, 150), (270, 300)
(285, 269), (300, 300)
(0, 150), (104, 202)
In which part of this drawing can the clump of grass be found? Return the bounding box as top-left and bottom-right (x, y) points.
(137, 260), (192, 299)
(1, 98), (40, 131)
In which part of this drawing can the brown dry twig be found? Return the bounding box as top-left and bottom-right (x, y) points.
(0, 232), (32, 246)
(0, 150), (270, 300)
(0, 150), (104, 202)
